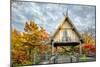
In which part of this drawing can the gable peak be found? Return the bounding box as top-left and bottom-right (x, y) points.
(63, 9), (69, 17)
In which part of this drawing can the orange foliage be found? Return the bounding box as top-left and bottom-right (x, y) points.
(83, 44), (96, 54)
(12, 20), (49, 66)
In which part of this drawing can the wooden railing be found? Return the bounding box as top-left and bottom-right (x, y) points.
(39, 55), (57, 64)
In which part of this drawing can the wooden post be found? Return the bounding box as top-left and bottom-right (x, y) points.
(30, 48), (33, 64)
(54, 46), (58, 63)
(76, 53), (79, 62)
(33, 47), (36, 64)
(70, 46), (74, 63)
(70, 56), (73, 63)
(52, 41), (54, 56)
(79, 42), (82, 55)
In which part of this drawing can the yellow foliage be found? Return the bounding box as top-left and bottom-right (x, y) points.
(82, 33), (95, 45)
(11, 20), (49, 66)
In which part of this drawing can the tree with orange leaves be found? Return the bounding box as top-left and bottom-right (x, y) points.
(12, 20), (50, 66)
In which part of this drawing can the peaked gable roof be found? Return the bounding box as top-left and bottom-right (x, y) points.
(51, 15), (82, 40)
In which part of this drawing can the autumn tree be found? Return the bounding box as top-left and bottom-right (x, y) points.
(82, 33), (96, 56)
(82, 33), (95, 45)
(23, 20), (49, 64)
(12, 20), (50, 66)
(11, 28), (30, 66)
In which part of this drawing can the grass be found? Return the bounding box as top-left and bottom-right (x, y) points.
(80, 54), (96, 62)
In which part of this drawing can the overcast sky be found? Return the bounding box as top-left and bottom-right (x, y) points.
(11, 2), (96, 36)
